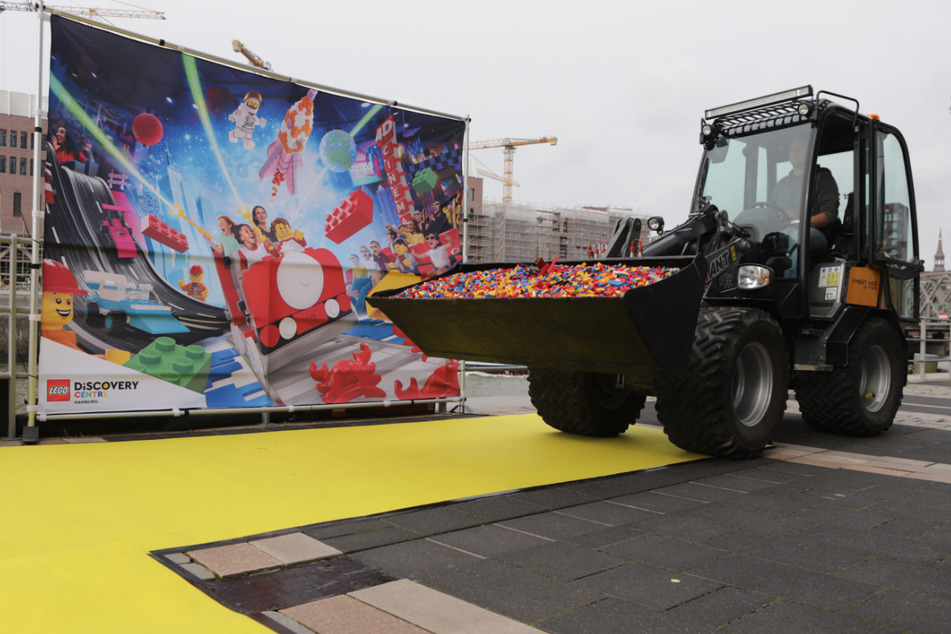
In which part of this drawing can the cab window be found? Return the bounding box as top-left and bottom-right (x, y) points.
(874, 131), (914, 264)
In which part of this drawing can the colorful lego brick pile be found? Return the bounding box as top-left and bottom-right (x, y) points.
(396, 262), (679, 299)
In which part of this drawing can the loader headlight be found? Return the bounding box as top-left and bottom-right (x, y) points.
(737, 264), (771, 289)
(647, 216), (665, 233)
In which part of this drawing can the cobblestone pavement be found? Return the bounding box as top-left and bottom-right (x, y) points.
(146, 374), (951, 633)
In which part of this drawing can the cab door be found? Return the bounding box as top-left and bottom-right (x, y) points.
(868, 124), (921, 321)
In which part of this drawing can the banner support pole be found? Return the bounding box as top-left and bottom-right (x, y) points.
(24, 1), (47, 443)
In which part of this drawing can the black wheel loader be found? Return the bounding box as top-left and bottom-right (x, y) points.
(372, 86), (924, 458)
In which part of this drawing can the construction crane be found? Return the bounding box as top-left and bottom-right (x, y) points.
(477, 168), (520, 189)
(0, 2), (165, 19)
(232, 40), (272, 71)
(469, 136), (557, 204)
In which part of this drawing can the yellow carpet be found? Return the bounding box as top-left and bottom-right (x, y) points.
(0, 414), (700, 633)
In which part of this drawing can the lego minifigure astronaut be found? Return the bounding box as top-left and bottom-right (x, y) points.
(229, 91), (266, 150)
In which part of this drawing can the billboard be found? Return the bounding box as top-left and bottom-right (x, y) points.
(38, 15), (466, 415)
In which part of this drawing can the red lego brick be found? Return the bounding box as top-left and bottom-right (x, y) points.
(324, 189), (374, 244)
(141, 213), (189, 253)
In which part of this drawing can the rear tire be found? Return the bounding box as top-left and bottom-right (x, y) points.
(527, 367), (646, 437)
(656, 307), (788, 458)
(795, 318), (905, 436)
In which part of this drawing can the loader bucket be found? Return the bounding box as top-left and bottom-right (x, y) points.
(370, 255), (705, 380)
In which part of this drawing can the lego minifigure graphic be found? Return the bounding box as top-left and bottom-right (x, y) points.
(41, 259), (87, 349)
(259, 89), (317, 199)
(271, 216), (307, 255)
(391, 238), (418, 274)
(41, 260), (132, 363)
(179, 265), (209, 301)
(228, 91), (266, 150)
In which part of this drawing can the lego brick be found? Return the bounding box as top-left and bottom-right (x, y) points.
(203, 380), (271, 408)
(411, 168), (438, 195)
(141, 213), (189, 253)
(324, 189), (374, 244)
(124, 336), (212, 393)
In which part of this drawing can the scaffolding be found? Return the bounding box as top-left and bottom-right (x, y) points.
(921, 271), (951, 320)
(470, 202), (649, 263)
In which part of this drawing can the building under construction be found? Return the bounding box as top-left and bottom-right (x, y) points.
(465, 180), (650, 263)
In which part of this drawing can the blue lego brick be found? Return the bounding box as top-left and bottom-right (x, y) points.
(343, 319), (397, 341)
(204, 381), (271, 408)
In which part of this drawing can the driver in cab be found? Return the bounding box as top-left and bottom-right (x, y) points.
(772, 136), (839, 250)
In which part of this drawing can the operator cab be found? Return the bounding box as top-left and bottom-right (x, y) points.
(694, 85), (921, 322)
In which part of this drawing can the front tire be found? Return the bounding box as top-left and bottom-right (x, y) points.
(795, 318), (905, 436)
(655, 307), (788, 458)
(527, 368), (646, 437)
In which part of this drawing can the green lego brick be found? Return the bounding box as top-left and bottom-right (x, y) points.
(124, 336), (212, 393)
(412, 168), (438, 194)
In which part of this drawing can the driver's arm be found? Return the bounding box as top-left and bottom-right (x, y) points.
(810, 169), (839, 228)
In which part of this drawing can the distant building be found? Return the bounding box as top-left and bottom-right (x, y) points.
(921, 227), (950, 320)
(934, 227), (945, 273)
(465, 177), (649, 263)
(0, 90), (48, 235)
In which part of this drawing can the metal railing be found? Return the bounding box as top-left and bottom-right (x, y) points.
(910, 318), (951, 380)
(0, 233), (35, 437)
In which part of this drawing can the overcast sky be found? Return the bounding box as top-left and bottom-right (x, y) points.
(2, 0), (948, 268)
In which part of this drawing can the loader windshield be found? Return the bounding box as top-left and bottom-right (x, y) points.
(699, 124), (812, 244)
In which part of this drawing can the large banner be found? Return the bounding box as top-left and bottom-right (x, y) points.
(38, 15), (465, 415)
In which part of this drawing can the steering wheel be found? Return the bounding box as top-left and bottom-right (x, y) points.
(734, 201), (791, 232)
(751, 201), (791, 228)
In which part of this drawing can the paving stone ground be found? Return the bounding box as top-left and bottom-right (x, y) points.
(154, 379), (951, 633)
(16, 373), (946, 631)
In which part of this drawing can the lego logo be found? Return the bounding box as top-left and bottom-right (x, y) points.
(47, 380), (70, 402)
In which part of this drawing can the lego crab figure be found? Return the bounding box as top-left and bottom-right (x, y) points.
(259, 88), (317, 199)
(309, 343), (386, 403)
(178, 265), (209, 301)
(229, 91), (266, 150)
(271, 216), (307, 255)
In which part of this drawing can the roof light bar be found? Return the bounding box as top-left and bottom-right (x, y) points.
(705, 85), (813, 120)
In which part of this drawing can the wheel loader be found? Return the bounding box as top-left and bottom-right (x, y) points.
(372, 85), (924, 458)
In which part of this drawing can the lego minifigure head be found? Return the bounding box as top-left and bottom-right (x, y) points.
(189, 265), (203, 283)
(41, 292), (75, 329)
(271, 217), (292, 241)
(244, 91), (262, 111)
(393, 239), (408, 255)
(41, 259), (86, 330)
